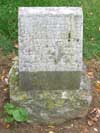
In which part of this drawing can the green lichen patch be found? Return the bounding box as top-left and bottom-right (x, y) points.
(9, 57), (92, 124)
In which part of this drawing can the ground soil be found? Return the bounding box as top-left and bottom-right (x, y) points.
(0, 50), (100, 133)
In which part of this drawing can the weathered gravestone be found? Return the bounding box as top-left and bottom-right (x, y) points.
(9, 7), (92, 124)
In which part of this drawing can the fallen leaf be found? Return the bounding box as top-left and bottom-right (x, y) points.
(1, 76), (8, 85)
(49, 131), (54, 133)
(88, 108), (100, 126)
(90, 108), (97, 114)
(5, 124), (11, 128)
(48, 125), (55, 128)
(97, 108), (100, 115)
(96, 81), (100, 90)
(94, 128), (98, 132)
(91, 117), (98, 122)
(87, 71), (94, 79)
(3, 88), (8, 92)
(87, 120), (94, 126)
(4, 77), (8, 85)
(14, 44), (18, 49)
(1, 75), (5, 81)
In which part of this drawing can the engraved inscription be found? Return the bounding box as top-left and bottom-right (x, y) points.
(19, 7), (83, 72)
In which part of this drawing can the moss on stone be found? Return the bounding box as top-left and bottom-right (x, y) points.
(45, 98), (65, 110)
(9, 57), (92, 124)
(9, 68), (18, 83)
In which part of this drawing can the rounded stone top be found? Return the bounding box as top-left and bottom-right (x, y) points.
(19, 7), (83, 16)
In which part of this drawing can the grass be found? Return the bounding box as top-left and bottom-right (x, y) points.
(0, 0), (100, 59)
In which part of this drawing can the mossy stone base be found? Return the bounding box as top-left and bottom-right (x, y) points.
(9, 57), (92, 125)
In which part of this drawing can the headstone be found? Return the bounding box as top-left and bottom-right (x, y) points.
(9, 7), (92, 124)
(19, 7), (83, 90)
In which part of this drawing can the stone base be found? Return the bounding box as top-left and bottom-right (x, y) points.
(9, 57), (92, 125)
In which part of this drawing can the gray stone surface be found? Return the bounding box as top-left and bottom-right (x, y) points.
(19, 7), (83, 72)
(19, 71), (81, 90)
(18, 7), (83, 90)
(8, 7), (92, 124)
(9, 57), (92, 124)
